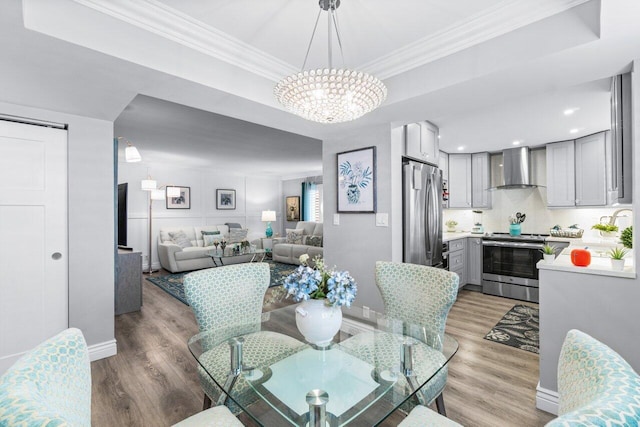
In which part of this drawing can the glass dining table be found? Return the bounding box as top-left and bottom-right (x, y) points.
(188, 304), (458, 426)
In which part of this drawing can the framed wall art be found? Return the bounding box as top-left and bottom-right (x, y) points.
(166, 186), (191, 209)
(285, 196), (300, 221)
(337, 146), (376, 213)
(216, 189), (236, 210)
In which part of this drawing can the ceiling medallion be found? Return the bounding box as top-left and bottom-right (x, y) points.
(274, 0), (387, 124)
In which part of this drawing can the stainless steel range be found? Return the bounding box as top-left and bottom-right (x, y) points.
(482, 233), (548, 303)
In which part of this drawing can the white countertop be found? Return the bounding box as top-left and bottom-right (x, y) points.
(443, 231), (477, 241)
(538, 245), (636, 278)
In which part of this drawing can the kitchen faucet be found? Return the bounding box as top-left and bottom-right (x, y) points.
(607, 208), (633, 226)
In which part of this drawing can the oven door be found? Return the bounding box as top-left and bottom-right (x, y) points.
(482, 241), (543, 280)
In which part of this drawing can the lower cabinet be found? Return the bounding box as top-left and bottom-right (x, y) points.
(466, 237), (483, 285)
(448, 238), (466, 288)
(116, 250), (142, 315)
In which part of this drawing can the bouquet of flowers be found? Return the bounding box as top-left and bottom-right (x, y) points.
(282, 255), (357, 307)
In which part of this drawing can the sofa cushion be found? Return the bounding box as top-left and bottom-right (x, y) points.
(306, 235), (323, 247)
(286, 229), (304, 244)
(160, 227), (197, 243)
(307, 246), (323, 260)
(175, 247), (211, 261)
(228, 228), (248, 243)
(296, 221), (317, 236)
(201, 230), (222, 246)
(169, 230), (193, 248)
(312, 223), (323, 236)
(225, 222), (242, 229)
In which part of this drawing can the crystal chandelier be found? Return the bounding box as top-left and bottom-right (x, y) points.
(274, 0), (387, 124)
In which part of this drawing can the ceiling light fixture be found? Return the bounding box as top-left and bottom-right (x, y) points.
(563, 108), (579, 116)
(117, 136), (142, 162)
(457, 146), (465, 151)
(274, 0), (387, 124)
(569, 128), (579, 134)
(512, 140), (521, 145)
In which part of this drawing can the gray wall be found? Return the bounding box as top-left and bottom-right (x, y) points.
(322, 124), (396, 312)
(0, 101), (115, 349)
(539, 59), (640, 403)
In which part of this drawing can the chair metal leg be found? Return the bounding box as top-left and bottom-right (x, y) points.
(435, 393), (446, 416)
(203, 394), (212, 410)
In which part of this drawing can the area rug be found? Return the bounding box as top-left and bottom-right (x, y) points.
(484, 304), (539, 354)
(146, 260), (297, 306)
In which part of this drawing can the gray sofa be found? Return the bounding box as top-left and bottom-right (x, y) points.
(157, 225), (256, 273)
(272, 221), (323, 265)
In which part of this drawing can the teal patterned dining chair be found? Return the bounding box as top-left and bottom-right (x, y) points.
(341, 261), (459, 416)
(184, 262), (303, 412)
(546, 329), (640, 426)
(0, 328), (92, 426)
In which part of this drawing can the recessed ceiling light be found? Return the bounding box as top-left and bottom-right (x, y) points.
(564, 109), (575, 116)
(457, 146), (464, 151)
(512, 140), (521, 145)
(569, 128), (579, 134)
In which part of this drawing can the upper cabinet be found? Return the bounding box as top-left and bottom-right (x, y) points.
(405, 121), (439, 166)
(471, 152), (491, 209)
(448, 154), (472, 208)
(546, 140), (576, 207)
(546, 132), (608, 207)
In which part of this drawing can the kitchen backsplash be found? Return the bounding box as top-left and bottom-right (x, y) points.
(444, 188), (633, 238)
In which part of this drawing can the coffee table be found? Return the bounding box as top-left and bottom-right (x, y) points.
(207, 248), (267, 267)
(188, 304), (458, 426)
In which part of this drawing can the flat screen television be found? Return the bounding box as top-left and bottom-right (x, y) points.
(117, 183), (128, 247)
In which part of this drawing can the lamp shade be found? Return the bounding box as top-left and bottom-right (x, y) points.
(150, 189), (165, 200)
(261, 210), (276, 222)
(166, 186), (181, 198)
(125, 145), (142, 162)
(141, 179), (157, 191)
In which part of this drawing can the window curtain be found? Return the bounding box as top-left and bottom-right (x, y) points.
(301, 182), (316, 221)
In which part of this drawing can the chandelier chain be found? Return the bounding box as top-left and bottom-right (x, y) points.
(301, 8), (323, 71)
(331, 7), (345, 68)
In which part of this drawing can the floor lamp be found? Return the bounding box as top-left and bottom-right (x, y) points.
(142, 178), (179, 274)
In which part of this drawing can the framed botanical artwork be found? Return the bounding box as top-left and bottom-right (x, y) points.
(216, 189), (236, 210)
(337, 146), (376, 213)
(285, 196), (300, 222)
(166, 186), (190, 209)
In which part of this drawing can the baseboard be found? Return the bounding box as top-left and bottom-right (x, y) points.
(88, 339), (117, 362)
(536, 382), (559, 415)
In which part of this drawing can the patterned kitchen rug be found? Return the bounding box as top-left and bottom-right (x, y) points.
(484, 304), (539, 354)
(145, 260), (297, 306)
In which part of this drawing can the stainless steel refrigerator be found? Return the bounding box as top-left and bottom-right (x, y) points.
(403, 159), (443, 267)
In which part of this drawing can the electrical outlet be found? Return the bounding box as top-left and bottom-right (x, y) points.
(333, 213), (340, 225)
(362, 306), (370, 318)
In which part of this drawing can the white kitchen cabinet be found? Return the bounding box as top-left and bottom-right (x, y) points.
(466, 237), (482, 286)
(448, 238), (466, 287)
(547, 133), (607, 207)
(471, 152), (491, 208)
(546, 140), (576, 207)
(575, 132), (607, 206)
(405, 121), (439, 166)
(448, 154), (472, 208)
(439, 151), (449, 209)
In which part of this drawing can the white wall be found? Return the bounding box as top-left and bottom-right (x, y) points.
(323, 124), (397, 313)
(0, 101), (115, 355)
(118, 162), (282, 269)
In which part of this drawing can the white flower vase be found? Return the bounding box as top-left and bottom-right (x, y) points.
(543, 254), (555, 263)
(611, 258), (625, 271)
(295, 299), (342, 347)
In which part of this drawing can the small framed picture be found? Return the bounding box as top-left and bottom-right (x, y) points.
(337, 146), (376, 213)
(286, 196), (300, 221)
(216, 189), (236, 210)
(166, 186), (190, 209)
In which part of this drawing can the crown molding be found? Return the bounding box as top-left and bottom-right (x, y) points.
(360, 0), (592, 80)
(71, 0), (296, 82)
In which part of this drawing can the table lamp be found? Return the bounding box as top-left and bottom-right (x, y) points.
(261, 210), (276, 238)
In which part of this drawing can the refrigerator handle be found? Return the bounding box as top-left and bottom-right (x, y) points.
(425, 170), (436, 261)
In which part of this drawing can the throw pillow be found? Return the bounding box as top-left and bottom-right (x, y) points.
(201, 230), (221, 247)
(286, 228), (304, 244)
(306, 235), (323, 247)
(169, 230), (192, 248)
(228, 228), (248, 243)
(225, 222), (242, 229)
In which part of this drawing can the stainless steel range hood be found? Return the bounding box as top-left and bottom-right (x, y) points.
(491, 147), (538, 189)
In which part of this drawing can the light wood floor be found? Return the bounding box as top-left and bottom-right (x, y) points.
(91, 274), (555, 426)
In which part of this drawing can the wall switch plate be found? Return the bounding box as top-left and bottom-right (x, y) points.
(376, 213), (389, 227)
(362, 306), (370, 318)
(333, 213), (340, 225)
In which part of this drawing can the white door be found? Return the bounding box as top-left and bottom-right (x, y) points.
(0, 119), (68, 374)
